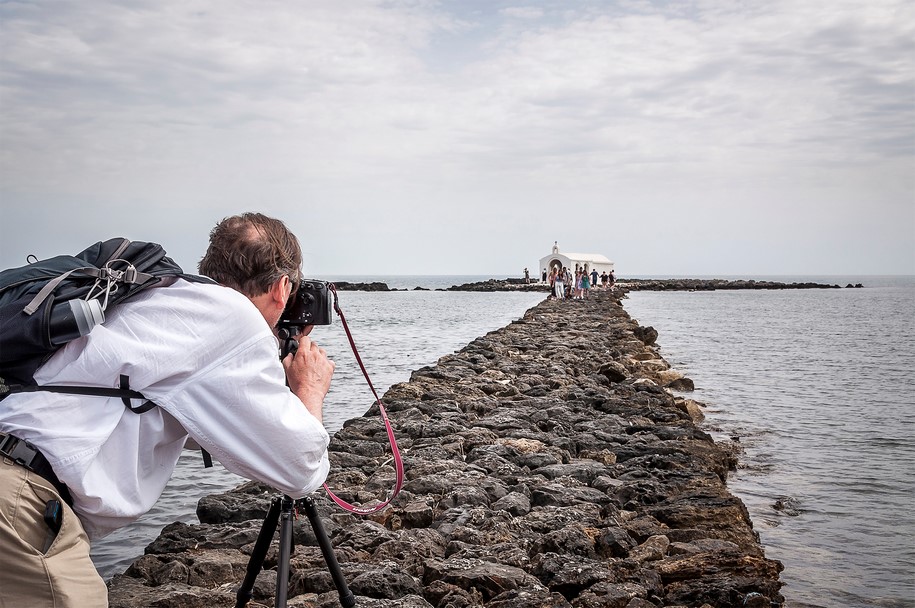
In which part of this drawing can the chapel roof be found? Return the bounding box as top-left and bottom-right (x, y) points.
(552, 252), (613, 263)
(541, 242), (613, 265)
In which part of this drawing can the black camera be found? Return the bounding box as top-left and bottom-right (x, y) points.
(280, 280), (334, 327)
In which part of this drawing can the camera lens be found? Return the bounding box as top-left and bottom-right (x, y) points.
(49, 299), (105, 346)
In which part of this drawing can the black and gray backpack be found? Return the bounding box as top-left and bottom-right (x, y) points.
(0, 238), (210, 410)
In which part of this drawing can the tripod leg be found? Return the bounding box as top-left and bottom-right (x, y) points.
(301, 496), (356, 608)
(276, 495), (295, 607)
(236, 496), (282, 608)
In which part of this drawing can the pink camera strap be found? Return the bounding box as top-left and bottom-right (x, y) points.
(322, 285), (404, 515)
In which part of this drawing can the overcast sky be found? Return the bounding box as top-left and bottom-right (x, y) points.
(1, 0), (913, 277)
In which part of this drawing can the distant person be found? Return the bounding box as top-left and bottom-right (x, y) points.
(591, 269), (599, 288)
(581, 269), (591, 298)
(542, 268), (547, 283)
(609, 270), (616, 286)
(555, 267), (566, 300)
(524, 268), (530, 284)
(601, 271), (609, 289)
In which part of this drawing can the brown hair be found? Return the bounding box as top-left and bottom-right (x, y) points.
(198, 212), (303, 297)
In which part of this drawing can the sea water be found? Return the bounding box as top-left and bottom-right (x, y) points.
(622, 276), (915, 608)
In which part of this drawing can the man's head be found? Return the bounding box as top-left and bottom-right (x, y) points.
(199, 212), (303, 327)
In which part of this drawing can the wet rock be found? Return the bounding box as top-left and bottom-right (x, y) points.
(423, 557), (545, 600)
(599, 361), (630, 383)
(107, 575), (237, 608)
(491, 491), (531, 516)
(444, 278), (550, 292)
(595, 525), (636, 558)
(196, 480), (273, 524)
(343, 595), (434, 608)
(619, 278), (842, 291)
(633, 326), (659, 346)
(629, 534), (670, 563)
(664, 377), (695, 392)
(348, 561), (423, 598)
(669, 538), (741, 556)
(332, 281), (392, 291)
(570, 581), (649, 608)
(674, 398), (705, 422)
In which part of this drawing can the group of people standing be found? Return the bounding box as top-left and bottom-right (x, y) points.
(544, 265), (614, 300)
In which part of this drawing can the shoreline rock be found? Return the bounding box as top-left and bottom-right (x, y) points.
(442, 278), (549, 292)
(327, 278), (860, 293)
(108, 291), (784, 607)
(331, 281), (396, 292)
(442, 278), (854, 292)
(617, 278), (846, 291)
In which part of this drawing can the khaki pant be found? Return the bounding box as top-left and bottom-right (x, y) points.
(0, 458), (107, 608)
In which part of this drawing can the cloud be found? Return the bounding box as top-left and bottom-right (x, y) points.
(1, 0), (912, 274)
(499, 6), (545, 20)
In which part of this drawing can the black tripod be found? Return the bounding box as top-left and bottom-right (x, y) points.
(235, 493), (355, 608)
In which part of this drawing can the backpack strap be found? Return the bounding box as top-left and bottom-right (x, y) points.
(24, 267), (98, 314)
(0, 379), (213, 468)
(107, 238), (131, 261)
(0, 375), (156, 414)
(118, 374), (157, 414)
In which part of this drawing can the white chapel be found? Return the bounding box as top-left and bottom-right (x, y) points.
(538, 242), (614, 280)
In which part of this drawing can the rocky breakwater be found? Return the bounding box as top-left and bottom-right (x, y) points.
(444, 278), (550, 293)
(442, 278), (860, 292)
(107, 291), (783, 608)
(332, 281), (395, 292)
(618, 279), (850, 291)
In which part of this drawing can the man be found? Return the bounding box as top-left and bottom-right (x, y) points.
(0, 213), (335, 607)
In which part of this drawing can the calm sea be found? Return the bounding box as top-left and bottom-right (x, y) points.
(622, 276), (915, 608)
(91, 275), (915, 608)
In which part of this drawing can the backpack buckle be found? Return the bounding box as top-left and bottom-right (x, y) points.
(0, 434), (42, 469)
(101, 264), (138, 284)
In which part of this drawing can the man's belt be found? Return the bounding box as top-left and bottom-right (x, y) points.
(0, 433), (74, 507)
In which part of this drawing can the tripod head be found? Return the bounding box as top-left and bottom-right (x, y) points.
(277, 325), (301, 361)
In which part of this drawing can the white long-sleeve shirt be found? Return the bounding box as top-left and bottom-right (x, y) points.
(0, 278), (330, 539)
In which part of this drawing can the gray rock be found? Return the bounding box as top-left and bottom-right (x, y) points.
(598, 361), (630, 383)
(423, 557), (546, 601)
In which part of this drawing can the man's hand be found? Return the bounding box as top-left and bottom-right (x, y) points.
(282, 334), (334, 423)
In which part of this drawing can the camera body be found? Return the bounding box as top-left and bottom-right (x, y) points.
(280, 280), (333, 328)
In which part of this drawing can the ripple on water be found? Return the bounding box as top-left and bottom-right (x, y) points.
(623, 280), (915, 608)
